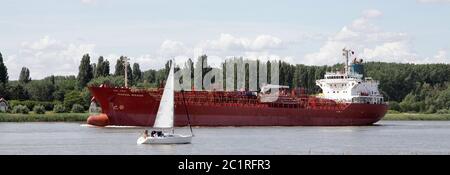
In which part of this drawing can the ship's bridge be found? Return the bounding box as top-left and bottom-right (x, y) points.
(315, 49), (384, 104)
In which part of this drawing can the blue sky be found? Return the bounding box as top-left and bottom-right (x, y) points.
(1, 0), (449, 79)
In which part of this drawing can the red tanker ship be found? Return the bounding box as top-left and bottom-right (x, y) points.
(87, 49), (387, 126)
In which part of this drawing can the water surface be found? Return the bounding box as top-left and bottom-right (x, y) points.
(1, 121), (449, 155)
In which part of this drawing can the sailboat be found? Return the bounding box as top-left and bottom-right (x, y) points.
(137, 60), (193, 144)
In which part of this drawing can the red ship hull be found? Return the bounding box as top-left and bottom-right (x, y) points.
(87, 86), (388, 126)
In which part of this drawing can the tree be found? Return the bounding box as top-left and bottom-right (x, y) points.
(0, 83), (8, 99)
(388, 101), (401, 111)
(114, 56), (132, 86)
(8, 84), (29, 100)
(19, 67), (31, 84)
(63, 91), (83, 111)
(26, 80), (55, 101)
(132, 63), (142, 83)
(95, 56), (110, 78)
(0, 52), (8, 85)
(92, 63), (96, 79)
(126, 62), (132, 86)
(103, 59), (110, 77)
(114, 56), (125, 76)
(143, 69), (157, 84)
(77, 54), (93, 88)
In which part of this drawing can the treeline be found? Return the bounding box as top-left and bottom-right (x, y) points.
(0, 52), (171, 113)
(0, 51), (449, 114)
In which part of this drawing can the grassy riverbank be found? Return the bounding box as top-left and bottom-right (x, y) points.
(383, 113), (450, 121)
(0, 112), (88, 122)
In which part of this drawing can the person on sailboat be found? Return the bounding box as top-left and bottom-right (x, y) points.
(143, 130), (149, 138)
(157, 131), (163, 137)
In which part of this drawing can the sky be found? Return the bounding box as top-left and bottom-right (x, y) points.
(0, 0), (449, 80)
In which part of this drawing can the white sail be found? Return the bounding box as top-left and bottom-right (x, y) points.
(153, 61), (174, 128)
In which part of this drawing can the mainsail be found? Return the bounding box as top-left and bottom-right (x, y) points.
(153, 61), (174, 128)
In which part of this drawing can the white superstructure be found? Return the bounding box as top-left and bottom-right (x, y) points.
(315, 48), (384, 104)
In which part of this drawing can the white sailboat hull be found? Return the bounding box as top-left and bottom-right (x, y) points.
(136, 61), (194, 145)
(137, 133), (192, 144)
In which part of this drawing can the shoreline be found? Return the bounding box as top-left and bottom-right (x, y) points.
(1, 113), (450, 123)
(382, 113), (450, 121)
(0, 113), (88, 122)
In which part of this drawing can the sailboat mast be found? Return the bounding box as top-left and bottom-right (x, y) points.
(181, 89), (194, 136)
(171, 59), (175, 135)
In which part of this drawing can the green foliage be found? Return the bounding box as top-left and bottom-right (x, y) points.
(95, 56), (110, 78)
(88, 75), (125, 87)
(397, 83), (450, 113)
(114, 56), (132, 86)
(0, 52), (8, 85)
(436, 86), (450, 110)
(384, 113), (450, 120)
(19, 67), (31, 84)
(388, 101), (401, 111)
(143, 69), (157, 84)
(71, 104), (85, 113)
(53, 104), (66, 113)
(0, 113), (88, 122)
(80, 88), (91, 109)
(63, 91), (83, 111)
(9, 100), (55, 111)
(135, 82), (157, 88)
(51, 75), (77, 101)
(26, 79), (55, 101)
(77, 54), (94, 88)
(114, 56), (125, 76)
(8, 84), (29, 100)
(387, 110), (400, 114)
(132, 63), (142, 83)
(33, 105), (45, 114)
(52, 90), (65, 102)
(364, 62), (450, 101)
(12, 105), (29, 114)
(436, 109), (450, 114)
(0, 83), (8, 99)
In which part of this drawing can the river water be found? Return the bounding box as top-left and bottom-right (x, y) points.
(1, 121), (450, 155)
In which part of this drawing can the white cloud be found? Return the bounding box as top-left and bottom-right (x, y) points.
(421, 49), (449, 63)
(417, 0), (450, 4)
(303, 9), (417, 65)
(134, 54), (168, 71)
(362, 41), (417, 62)
(199, 33), (283, 52)
(148, 34), (288, 69)
(159, 40), (189, 57)
(185, 33), (288, 67)
(81, 0), (96, 4)
(362, 9), (383, 18)
(433, 50), (447, 61)
(4, 36), (95, 80)
(243, 51), (293, 63)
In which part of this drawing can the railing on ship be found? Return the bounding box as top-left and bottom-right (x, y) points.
(174, 91), (266, 108)
(146, 90), (350, 111)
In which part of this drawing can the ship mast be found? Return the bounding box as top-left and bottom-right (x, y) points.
(123, 57), (130, 88)
(342, 48), (352, 76)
